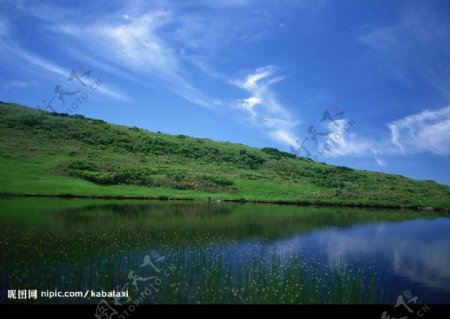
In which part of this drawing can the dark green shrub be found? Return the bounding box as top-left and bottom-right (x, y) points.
(68, 160), (98, 171)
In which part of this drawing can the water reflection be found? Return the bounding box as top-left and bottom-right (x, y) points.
(0, 198), (449, 304)
(256, 218), (450, 302)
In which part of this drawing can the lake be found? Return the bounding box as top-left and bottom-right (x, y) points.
(0, 197), (449, 304)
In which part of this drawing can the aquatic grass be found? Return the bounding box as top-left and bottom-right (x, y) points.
(1, 242), (383, 304)
(1, 198), (444, 269)
(122, 245), (382, 304)
(1, 199), (438, 304)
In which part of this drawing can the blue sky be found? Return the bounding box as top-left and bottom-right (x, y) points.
(1, 0), (450, 185)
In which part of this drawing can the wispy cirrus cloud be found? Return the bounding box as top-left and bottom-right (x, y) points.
(2, 0), (304, 123)
(0, 14), (10, 37)
(358, 26), (399, 52)
(357, 2), (450, 99)
(233, 66), (299, 147)
(318, 105), (450, 165)
(388, 105), (450, 156)
(1, 41), (68, 77)
(1, 44), (129, 102)
(4, 80), (38, 89)
(320, 119), (373, 158)
(374, 156), (386, 167)
(4, 0), (312, 132)
(47, 11), (219, 108)
(0, 25), (129, 102)
(94, 85), (130, 103)
(337, 3), (450, 165)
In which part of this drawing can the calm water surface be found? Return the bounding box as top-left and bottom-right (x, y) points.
(0, 198), (449, 304)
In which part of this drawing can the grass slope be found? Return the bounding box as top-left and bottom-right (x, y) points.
(1, 102), (449, 209)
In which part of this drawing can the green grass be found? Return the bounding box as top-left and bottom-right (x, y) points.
(1, 102), (450, 209)
(0, 155), (217, 198)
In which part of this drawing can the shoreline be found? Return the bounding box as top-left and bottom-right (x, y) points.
(1, 192), (449, 213)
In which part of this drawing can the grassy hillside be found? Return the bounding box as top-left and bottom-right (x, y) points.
(1, 102), (449, 209)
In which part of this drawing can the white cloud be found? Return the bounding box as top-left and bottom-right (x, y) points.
(63, 50), (137, 84)
(236, 98), (450, 163)
(203, 0), (255, 8)
(233, 66), (299, 148)
(315, 105), (450, 162)
(97, 12), (175, 74)
(6, 80), (38, 89)
(357, 3), (450, 99)
(95, 84), (130, 103)
(319, 119), (373, 158)
(50, 11), (218, 108)
(0, 40), (129, 102)
(0, 14), (10, 37)
(2, 1), (220, 107)
(387, 105), (450, 155)
(3, 0), (321, 132)
(358, 26), (398, 51)
(236, 97), (261, 117)
(270, 129), (299, 147)
(243, 68), (273, 90)
(1, 42), (68, 77)
(374, 156), (386, 167)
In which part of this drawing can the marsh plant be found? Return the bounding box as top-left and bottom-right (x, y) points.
(3, 242), (381, 304)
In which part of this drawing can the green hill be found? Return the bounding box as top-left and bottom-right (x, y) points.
(0, 102), (449, 209)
